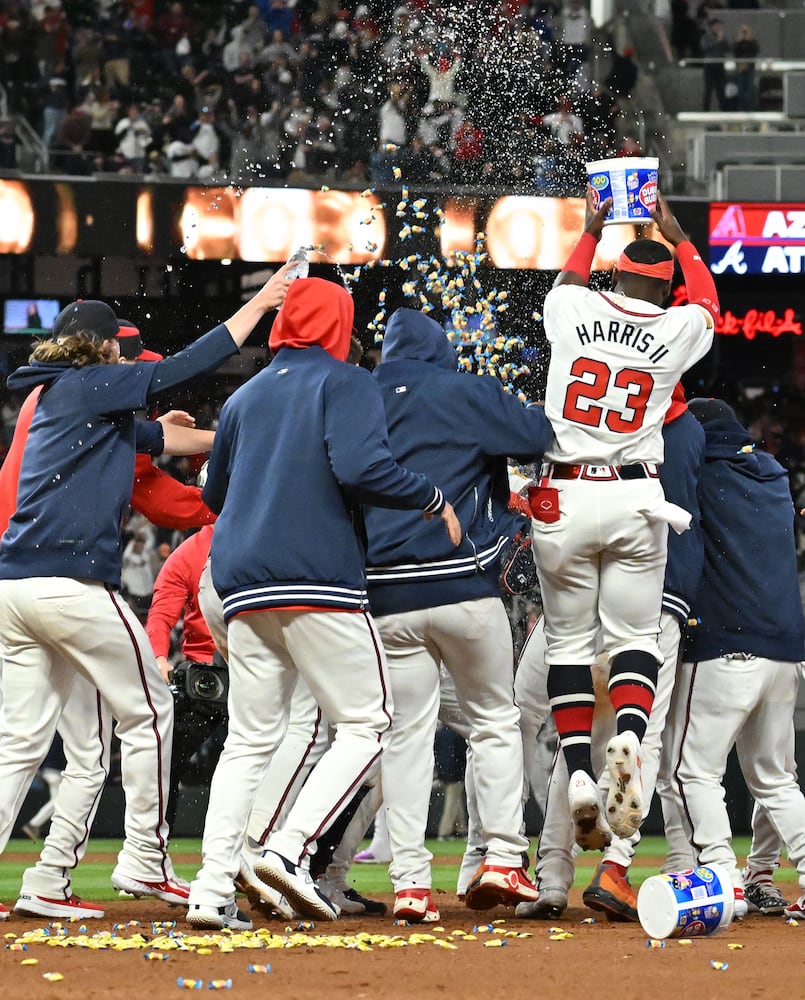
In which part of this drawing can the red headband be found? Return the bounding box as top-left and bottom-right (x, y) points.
(616, 252), (674, 281)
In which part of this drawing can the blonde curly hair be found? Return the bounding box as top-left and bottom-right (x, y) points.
(29, 333), (114, 368)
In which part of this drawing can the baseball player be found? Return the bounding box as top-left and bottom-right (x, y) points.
(666, 398), (805, 921)
(362, 306), (553, 922)
(514, 386), (706, 919)
(532, 190), (717, 848)
(1, 325), (224, 921)
(0, 271), (294, 919)
(187, 277), (460, 931)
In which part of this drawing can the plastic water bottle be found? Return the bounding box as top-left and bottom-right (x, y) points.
(286, 246), (309, 280)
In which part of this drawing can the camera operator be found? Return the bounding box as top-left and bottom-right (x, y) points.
(146, 523), (228, 829)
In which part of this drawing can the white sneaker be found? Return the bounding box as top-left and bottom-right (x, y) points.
(236, 854), (296, 920)
(733, 886), (748, 921)
(188, 900), (252, 931)
(254, 850), (339, 921)
(604, 732), (643, 839)
(568, 770), (611, 851)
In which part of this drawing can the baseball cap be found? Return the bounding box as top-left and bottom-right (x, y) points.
(117, 320), (163, 361)
(53, 299), (120, 342)
(687, 397), (737, 425)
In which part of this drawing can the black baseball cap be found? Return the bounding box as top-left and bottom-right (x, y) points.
(52, 300), (121, 341)
(687, 397), (737, 425)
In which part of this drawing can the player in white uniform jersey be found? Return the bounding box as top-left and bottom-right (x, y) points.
(530, 191), (718, 849)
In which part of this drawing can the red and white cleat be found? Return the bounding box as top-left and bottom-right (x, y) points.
(392, 888), (440, 924)
(14, 893), (105, 920)
(465, 865), (540, 910)
(111, 873), (190, 906)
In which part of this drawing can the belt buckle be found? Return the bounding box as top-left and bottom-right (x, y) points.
(580, 465), (618, 481)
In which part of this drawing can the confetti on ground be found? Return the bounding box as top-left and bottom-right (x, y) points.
(646, 939), (666, 949)
(727, 943), (744, 950)
(177, 978), (203, 990)
(549, 932), (574, 941)
(580, 918), (595, 925)
(710, 961), (729, 971)
(42, 972), (64, 981)
(21, 958), (39, 966)
(248, 964), (271, 974)
(677, 939), (693, 946)
(483, 939), (507, 947)
(786, 918), (799, 926)
(207, 981), (232, 991)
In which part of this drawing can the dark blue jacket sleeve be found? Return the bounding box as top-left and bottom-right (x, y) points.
(134, 418), (164, 457)
(469, 377), (554, 461)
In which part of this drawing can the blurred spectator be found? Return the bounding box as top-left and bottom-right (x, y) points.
(557, 0), (592, 86)
(452, 116), (485, 186)
(671, 0), (701, 58)
(114, 100), (152, 171)
(154, 1), (196, 76)
(542, 94), (584, 146)
(40, 74), (68, 147)
(701, 17), (729, 111)
(379, 82), (410, 149)
(733, 23), (759, 111)
(190, 104), (221, 179)
(84, 85), (117, 156)
(121, 531), (156, 622)
(606, 47), (639, 99)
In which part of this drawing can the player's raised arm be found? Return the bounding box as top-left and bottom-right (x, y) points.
(554, 188), (612, 289)
(651, 192), (720, 327)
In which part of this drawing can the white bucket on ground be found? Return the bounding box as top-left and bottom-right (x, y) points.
(586, 157), (659, 225)
(637, 863), (735, 940)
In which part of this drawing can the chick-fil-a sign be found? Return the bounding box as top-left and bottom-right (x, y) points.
(671, 286), (803, 340)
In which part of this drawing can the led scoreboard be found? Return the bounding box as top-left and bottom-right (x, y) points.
(710, 203), (805, 276)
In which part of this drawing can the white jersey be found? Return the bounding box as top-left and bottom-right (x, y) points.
(542, 285), (713, 465)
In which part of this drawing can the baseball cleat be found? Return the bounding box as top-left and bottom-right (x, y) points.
(392, 888), (440, 923)
(582, 862), (638, 922)
(14, 892), (105, 920)
(515, 886), (568, 919)
(568, 769), (611, 851)
(188, 901), (252, 931)
(456, 847), (487, 899)
(465, 864), (540, 910)
(605, 732), (643, 839)
(0, 903), (8, 920)
(743, 880), (789, 916)
(315, 877), (387, 916)
(784, 894), (805, 919)
(254, 850), (339, 921)
(110, 872), (190, 906)
(236, 854), (296, 920)
(353, 848), (391, 864)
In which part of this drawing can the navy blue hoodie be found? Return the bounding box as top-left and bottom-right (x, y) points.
(204, 281), (445, 621)
(660, 407), (705, 624)
(685, 416), (805, 662)
(364, 308), (554, 616)
(0, 324), (238, 586)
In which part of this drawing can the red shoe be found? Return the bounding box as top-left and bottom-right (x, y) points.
(14, 893), (105, 919)
(393, 888), (440, 923)
(111, 873), (190, 906)
(465, 864), (540, 911)
(784, 894), (805, 919)
(0, 902), (9, 921)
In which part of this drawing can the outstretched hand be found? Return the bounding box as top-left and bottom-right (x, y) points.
(424, 500), (462, 547)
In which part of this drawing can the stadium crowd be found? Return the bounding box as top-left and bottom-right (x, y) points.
(0, 0), (643, 191)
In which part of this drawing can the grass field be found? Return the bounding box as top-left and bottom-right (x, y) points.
(2, 835), (798, 903)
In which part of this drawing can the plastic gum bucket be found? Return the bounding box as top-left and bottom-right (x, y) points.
(586, 156), (659, 225)
(637, 864), (735, 940)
